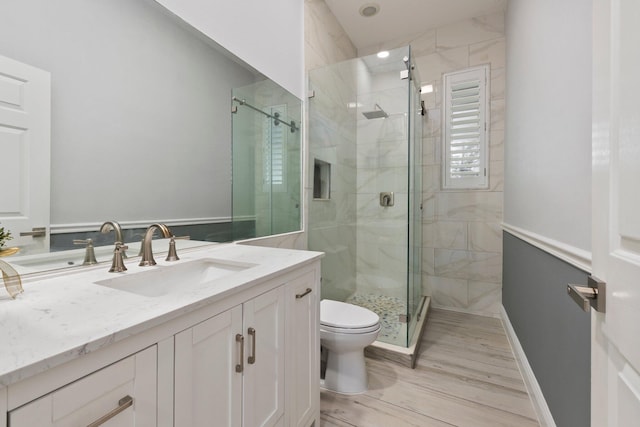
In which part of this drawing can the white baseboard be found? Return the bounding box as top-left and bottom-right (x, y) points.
(500, 305), (556, 427)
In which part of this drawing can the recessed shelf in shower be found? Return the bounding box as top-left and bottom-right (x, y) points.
(313, 159), (331, 200)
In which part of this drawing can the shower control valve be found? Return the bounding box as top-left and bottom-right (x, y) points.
(380, 192), (394, 207)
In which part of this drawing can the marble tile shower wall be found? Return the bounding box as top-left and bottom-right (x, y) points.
(360, 13), (505, 315)
(308, 60), (359, 302)
(356, 72), (410, 300)
(304, 0), (358, 71)
(305, 0), (359, 301)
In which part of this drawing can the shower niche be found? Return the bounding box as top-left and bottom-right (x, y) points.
(313, 159), (331, 200)
(308, 46), (426, 364)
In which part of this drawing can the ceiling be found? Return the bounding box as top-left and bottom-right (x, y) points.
(324, 0), (507, 50)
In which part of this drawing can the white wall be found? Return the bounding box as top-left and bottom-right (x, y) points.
(156, 0), (305, 100)
(504, 0), (592, 252)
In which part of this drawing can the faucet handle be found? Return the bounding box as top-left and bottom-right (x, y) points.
(109, 242), (129, 273)
(73, 239), (98, 265)
(165, 236), (180, 262)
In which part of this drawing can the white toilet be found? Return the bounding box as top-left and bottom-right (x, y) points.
(320, 299), (381, 394)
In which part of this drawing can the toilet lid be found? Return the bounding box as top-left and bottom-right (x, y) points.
(320, 299), (380, 329)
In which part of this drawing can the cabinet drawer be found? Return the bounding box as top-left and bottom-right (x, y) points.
(9, 346), (157, 427)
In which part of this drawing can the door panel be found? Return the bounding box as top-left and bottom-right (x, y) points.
(286, 270), (319, 427)
(0, 54), (50, 254)
(592, 0), (640, 424)
(243, 287), (285, 427)
(174, 306), (243, 427)
(9, 347), (157, 427)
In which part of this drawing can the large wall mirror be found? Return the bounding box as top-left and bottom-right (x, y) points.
(0, 0), (301, 274)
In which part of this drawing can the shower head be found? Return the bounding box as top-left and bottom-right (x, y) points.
(362, 103), (388, 119)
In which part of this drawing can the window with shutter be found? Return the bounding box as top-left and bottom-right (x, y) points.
(442, 65), (490, 189)
(263, 105), (287, 192)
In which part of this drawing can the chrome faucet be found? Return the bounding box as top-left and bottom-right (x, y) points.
(100, 221), (127, 258)
(139, 223), (173, 266)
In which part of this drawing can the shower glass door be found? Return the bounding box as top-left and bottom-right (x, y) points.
(308, 45), (423, 348)
(407, 47), (423, 345)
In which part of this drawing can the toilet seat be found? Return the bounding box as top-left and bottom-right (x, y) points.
(320, 300), (380, 334)
(320, 323), (381, 334)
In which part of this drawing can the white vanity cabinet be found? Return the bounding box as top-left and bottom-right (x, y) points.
(8, 346), (157, 427)
(174, 286), (286, 427)
(173, 268), (320, 427)
(1, 249), (321, 427)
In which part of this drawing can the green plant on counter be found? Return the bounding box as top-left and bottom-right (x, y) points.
(0, 225), (12, 249)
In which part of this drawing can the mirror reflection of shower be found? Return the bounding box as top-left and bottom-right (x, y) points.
(231, 81), (302, 242)
(232, 96), (299, 132)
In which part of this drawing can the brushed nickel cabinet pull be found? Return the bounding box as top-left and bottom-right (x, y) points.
(86, 395), (133, 427)
(235, 334), (244, 373)
(248, 327), (256, 364)
(296, 288), (312, 299)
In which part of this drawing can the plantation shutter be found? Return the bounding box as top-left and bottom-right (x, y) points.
(263, 105), (287, 192)
(442, 65), (489, 189)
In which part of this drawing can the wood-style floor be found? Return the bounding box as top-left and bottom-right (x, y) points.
(320, 308), (540, 427)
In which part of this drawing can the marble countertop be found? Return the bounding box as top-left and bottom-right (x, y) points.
(0, 242), (322, 387)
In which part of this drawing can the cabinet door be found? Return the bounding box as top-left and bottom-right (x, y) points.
(175, 305), (243, 427)
(9, 346), (157, 427)
(243, 287), (285, 427)
(286, 270), (319, 427)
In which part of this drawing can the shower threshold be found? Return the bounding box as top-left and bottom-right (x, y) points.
(364, 295), (431, 369)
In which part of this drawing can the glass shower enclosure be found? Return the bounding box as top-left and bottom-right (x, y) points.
(308, 46), (423, 348)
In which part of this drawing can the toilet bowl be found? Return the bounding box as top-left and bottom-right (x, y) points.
(320, 299), (381, 394)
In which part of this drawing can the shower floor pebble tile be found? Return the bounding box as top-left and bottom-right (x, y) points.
(345, 293), (407, 342)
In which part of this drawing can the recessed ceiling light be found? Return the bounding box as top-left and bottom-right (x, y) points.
(359, 3), (380, 17)
(377, 50), (390, 59)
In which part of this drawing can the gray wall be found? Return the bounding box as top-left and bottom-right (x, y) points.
(503, 232), (590, 427)
(0, 0), (259, 228)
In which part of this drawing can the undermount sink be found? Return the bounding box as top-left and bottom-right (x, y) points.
(94, 258), (256, 297)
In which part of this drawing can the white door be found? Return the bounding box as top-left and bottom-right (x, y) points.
(0, 54), (50, 254)
(592, 0), (640, 425)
